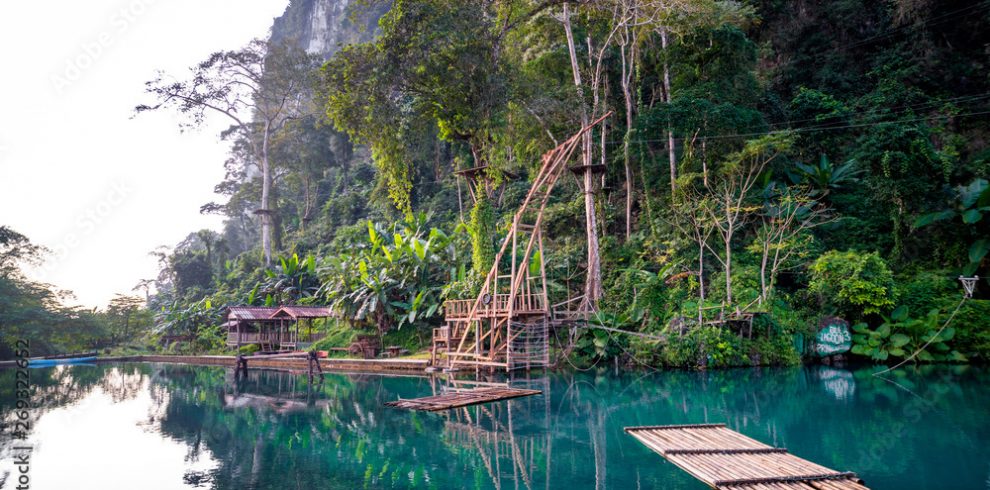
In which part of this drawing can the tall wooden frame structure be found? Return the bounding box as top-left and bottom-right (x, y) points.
(433, 113), (611, 371)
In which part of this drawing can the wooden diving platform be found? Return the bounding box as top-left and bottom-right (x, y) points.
(385, 387), (541, 412)
(625, 424), (869, 490)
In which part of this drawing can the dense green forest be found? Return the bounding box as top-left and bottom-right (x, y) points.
(0, 227), (150, 358)
(4, 0), (989, 366)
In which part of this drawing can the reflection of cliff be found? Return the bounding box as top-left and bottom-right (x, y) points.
(270, 0), (389, 58)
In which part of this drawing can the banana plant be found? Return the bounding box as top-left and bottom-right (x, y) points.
(261, 253), (320, 304)
(318, 214), (464, 332)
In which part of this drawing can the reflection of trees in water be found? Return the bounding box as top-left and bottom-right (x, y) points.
(0, 364), (151, 466)
(149, 365), (453, 488)
(4, 363), (985, 488)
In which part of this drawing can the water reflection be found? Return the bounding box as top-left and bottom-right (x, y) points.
(0, 363), (988, 489)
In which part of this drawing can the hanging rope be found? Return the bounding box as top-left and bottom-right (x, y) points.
(872, 296), (968, 377)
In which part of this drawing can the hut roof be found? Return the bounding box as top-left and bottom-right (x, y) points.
(227, 306), (280, 321)
(270, 305), (337, 319)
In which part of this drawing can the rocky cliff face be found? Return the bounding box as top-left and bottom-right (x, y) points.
(270, 0), (387, 58)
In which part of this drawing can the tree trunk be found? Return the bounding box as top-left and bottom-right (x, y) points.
(621, 40), (635, 240)
(698, 240), (705, 325)
(759, 240), (769, 305)
(261, 121), (273, 266)
(660, 27), (677, 193)
(563, 3), (603, 305)
(724, 228), (733, 306)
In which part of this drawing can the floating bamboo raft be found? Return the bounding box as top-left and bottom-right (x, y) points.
(385, 387), (541, 412)
(625, 424), (869, 490)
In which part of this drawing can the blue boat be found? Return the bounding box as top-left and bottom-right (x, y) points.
(28, 356), (97, 367)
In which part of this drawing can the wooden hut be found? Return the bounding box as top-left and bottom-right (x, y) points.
(225, 306), (281, 351)
(225, 305), (337, 352)
(269, 306), (336, 350)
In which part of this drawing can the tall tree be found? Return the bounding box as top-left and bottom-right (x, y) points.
(559, 1), (618, 306)
(137, 40), (320, 265)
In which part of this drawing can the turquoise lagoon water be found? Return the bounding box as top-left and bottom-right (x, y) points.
(0, 363), (988, 489)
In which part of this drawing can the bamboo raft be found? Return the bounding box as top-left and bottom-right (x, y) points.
(625, 424), (869, 490)
(385, 387), (541, 412)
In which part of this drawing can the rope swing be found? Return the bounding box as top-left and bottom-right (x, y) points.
(873, 275), (979, 376)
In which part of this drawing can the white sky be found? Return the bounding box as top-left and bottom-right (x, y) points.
(0, 0), (290, 308)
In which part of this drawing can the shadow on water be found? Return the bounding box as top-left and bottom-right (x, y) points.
(0, 363), (988, 489)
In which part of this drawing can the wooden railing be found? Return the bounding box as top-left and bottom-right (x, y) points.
(444, 293), (547, 319)
(226, 331), (326, 346)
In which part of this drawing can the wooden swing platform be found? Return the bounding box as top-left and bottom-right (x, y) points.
(385, 387), (541, 412)
(625, 424), (869, 490)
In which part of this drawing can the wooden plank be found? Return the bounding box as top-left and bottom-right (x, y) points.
(385, 387), (541, 412)
(625, 424), (869, 490)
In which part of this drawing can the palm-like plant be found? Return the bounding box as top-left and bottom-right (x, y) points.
(261, 253), (321, 304)
(318, 214), (463, 332)
(789, 153), (863, 196)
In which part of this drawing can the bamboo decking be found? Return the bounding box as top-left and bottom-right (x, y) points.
(625, 424), (869, 490)
(385, 387), (541, 412)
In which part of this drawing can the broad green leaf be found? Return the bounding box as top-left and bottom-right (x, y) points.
(950, 351), (968, 362)
(367, 221), (378, 244)
(969, 239), (990, 264)
(889, 348), (905, 357)
(917, 350), (934, 362)
(891, 305), (908, 322)
(961, 209), (983, 224)
(963, 261), (980, 276)
(529, 250), (542, 276)
(889, 333), (911, 348)
(959, 178), (988, 209)
(939, 327), (955, 341)
(876, 323), (891, 337)
(913, 210), (955, 228)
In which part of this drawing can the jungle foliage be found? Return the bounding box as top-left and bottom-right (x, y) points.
(12, 0), (989, 366)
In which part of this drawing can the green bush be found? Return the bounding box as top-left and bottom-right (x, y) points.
(658, 326), (747, 368)
(894, 271), (957, 314)
(949, 299), (990, 361)
(444, 270), (484, 300)
(237, 343), (260, 355)
(748, 335), (802, 366)
(809, 250), (895, 318)
(850, 305), (966, 363)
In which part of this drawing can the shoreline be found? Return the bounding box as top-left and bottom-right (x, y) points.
(0, 354), (429, 375)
